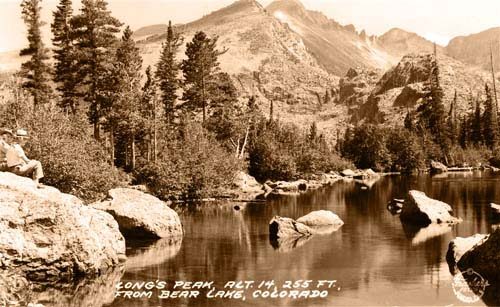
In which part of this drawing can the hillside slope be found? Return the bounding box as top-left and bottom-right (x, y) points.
(446, 27), (500, 72)
(139, 0), (342, 131)
(266, 0), (397, 75)
(337, 54), (493, 127)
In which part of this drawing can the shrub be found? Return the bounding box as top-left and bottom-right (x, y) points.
(341, 124), (390, 171)
(134, 122), (243, 200)
(1, 104), (125, 202)
(248, 131), (297, 182)
(248, 120), (352, 181)
(449, 145), (492, 167)
(386, 130), (425, 173)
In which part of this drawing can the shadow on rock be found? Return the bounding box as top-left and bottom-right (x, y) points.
(125, 236), (183, 271)
(401, 222), (452, 246)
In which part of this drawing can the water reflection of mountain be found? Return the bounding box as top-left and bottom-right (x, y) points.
(107, 173), (499, 306)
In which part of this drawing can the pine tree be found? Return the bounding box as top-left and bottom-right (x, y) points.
(181, 31), (222, 122)
(446, 90), (458, 145)
(156, 21), (182, 125)
(482, 83), (499, 149)
(404, 108), (414, 132)
(458, 115), (469, 148)
(141, 66), (158, 161)
(308, 122), (318, 145)
(70, 0), (123, 139)
(416, 59), (449, 158)
(471, 94), (483, 145)
(107, 26), (144, 170)
(51, 0), (78, 113)
(20, 0), (53, 108)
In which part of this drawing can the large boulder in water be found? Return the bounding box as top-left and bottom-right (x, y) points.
(91, 188), (183, 239)
(0, 172), (126, 282)
(269, 216), (312, 239)
(446, 234), (488, 274)
(400, 190), (461, 226)
(458, 229), (500, 282)
(297, 210), (344, 227)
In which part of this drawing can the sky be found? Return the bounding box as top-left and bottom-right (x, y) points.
(1, 0), (499, 53)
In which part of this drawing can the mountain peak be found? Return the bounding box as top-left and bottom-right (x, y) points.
(378, 28), (441, 57)
(268, 0), (305, 8)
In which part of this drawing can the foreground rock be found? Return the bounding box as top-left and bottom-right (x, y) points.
(430, 160), (448, 173)
(446, 234), (488, 274)
(446, 231), (500, 306)
(297, 210), (344, 228)
(91, 188), (183, 239)
(0, 172), (126, 282)
(400, 190), (462, 226)
(458, 229), (500, 282)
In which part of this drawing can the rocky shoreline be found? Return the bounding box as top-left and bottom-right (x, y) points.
(0, 171), (183, 293)
(230, 168), (385, 201)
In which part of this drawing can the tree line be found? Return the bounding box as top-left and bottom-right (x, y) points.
(8, 0), (350, 200)
(341, 55), (500, 172)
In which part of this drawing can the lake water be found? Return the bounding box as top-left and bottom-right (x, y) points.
(34, 171), (500, 306)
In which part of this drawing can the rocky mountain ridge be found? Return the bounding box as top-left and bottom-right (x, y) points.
(1, 0), (499, 139)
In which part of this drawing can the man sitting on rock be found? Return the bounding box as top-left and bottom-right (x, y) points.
(4, 129), (44, 188)
(0, 129), (12, 171)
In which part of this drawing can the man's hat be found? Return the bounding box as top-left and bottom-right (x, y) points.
(0, 128), (14, 137)
(15, 129), (29, 138)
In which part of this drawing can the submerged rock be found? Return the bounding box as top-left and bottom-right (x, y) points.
(296, 210), (344, 227)
(387, 199), (404, 215)
(0, 172), (126, 282)
(400, 190), (461, 226)
(91, 188), (183, 239)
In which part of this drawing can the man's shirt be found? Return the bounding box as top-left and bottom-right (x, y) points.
(6, 144), (29, 167)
